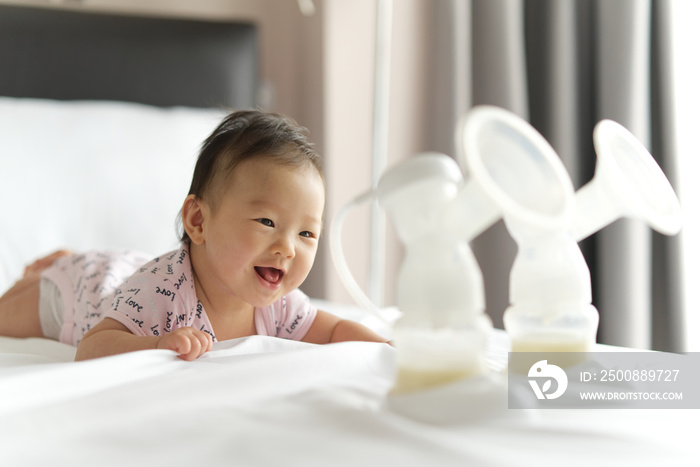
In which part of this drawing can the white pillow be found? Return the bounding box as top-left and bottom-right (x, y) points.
(0, 96), (226, 293)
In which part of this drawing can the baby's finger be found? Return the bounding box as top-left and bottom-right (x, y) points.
(157, 332), (191, 359)
(195, 331), (213, 357)
(170, 334), (191, 358)
(180, 333), (203, 361)
(168, 333), (197, 361)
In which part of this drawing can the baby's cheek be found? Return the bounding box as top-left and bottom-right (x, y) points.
(292, 249), (316, 283)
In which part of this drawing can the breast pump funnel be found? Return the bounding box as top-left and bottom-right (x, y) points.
(571, 119), (683, 241)
(458, 106), (575, 230)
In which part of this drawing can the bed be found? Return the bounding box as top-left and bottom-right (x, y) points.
(0, 4), (697, 466)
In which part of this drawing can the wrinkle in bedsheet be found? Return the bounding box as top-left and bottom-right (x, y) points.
(0, 336), (397, 416)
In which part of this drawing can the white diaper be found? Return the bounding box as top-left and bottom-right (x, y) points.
(38, 276), (64, 340)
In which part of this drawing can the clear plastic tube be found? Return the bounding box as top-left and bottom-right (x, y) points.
(329, 189), (394, 325)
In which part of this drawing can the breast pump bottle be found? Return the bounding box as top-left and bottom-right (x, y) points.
(459, 107), (682, 364)
(330, 153), (500, 393)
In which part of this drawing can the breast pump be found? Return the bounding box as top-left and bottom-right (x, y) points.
(331, 105), (682, 391)
(330, 153), (494, 393)
(458, 107), (682, 360)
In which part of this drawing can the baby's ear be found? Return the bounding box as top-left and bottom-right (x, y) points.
(181, 195), (207, 245)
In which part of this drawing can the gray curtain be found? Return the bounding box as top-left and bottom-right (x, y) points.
(428, 0), (683, 351)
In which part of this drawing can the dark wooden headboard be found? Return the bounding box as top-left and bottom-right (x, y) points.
(0, 5), (258, 109)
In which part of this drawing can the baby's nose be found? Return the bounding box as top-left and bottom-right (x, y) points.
(273, 235), (295, 258)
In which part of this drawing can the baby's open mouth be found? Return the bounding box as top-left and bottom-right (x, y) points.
(255, 266), (284, 284)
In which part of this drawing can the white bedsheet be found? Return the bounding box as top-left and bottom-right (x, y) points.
(0, 330), (697, 467)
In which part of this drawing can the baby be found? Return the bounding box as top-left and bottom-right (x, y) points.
(0, 110), (388, 360)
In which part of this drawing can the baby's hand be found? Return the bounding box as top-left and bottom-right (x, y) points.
(157, 327), (213, 361)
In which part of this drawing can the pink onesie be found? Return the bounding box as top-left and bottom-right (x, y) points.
(41, 244), (317, 346)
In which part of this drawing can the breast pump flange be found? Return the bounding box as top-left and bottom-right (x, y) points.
(459, 106), (683, 362)
(330, 152), (502, 393)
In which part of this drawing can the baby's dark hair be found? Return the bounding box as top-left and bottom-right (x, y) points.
(179, 109), (323, 243)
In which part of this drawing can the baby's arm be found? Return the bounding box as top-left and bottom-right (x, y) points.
(75, 318), (212, 361)
(302, 310), (389, 345)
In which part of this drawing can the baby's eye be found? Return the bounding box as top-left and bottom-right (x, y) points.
(299, 231), (316, 239)
(257, 218), (275, 228)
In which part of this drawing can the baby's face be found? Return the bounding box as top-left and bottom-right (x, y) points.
(199, 157), (324, 307)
